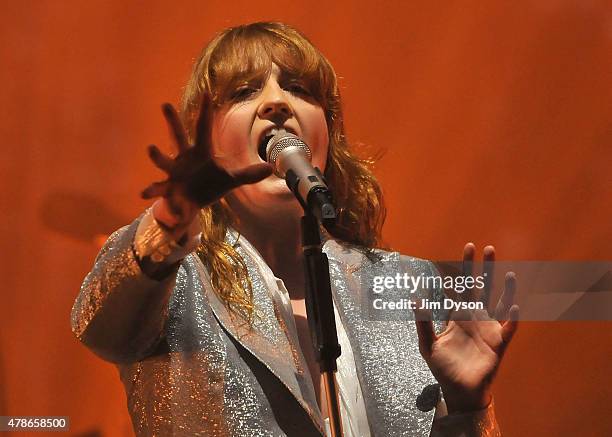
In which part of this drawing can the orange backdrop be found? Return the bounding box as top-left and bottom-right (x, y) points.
(1, 1), (610, 436)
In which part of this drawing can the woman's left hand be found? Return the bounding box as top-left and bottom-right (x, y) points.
(414, 243), (519, 414)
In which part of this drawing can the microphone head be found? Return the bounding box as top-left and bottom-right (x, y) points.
(264, 131), (312, 177)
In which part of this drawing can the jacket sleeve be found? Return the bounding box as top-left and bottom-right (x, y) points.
(70, 213), (180, 364)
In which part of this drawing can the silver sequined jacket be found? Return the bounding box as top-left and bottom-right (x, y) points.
(71, 216), (450, 436)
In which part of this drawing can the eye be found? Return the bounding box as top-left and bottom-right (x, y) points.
(230, 86), (257, 101)
(285, 82), (311, 96)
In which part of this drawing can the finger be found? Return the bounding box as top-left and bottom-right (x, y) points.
(482, 245), (495, 310)
(147, 144), (174, 173)
(230, 163), (274, 186)
(162, 103), (189, 153)
(462, 242), (475, 274)
(461, 242), (476, 301)
(194, 92), (213, 160)
(413, 308), (437, 359)
(501, 304), (519, 345)
(494, 272), (517, 321)
(141, 180), (170, 199)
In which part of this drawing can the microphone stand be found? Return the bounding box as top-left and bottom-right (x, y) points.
(301, 213), (344, 437)
(269, 131), (343, 435)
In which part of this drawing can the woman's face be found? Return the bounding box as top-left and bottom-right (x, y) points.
(211, 63), (329, 217)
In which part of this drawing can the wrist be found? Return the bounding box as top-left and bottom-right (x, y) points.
(442, 388), (492, 414)
(432, 396), (500, 436)
(134, 207), (202, 270)
(152, 198), (181, 229)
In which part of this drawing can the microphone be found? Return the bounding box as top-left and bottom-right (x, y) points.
(261, 130), (336, 226)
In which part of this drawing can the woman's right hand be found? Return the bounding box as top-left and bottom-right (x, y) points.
(141, 94), (273, 237)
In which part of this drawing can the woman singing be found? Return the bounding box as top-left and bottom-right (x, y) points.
(71, 22), (518, 436)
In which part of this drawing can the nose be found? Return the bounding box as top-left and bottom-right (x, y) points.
(257, 82), (293, 123)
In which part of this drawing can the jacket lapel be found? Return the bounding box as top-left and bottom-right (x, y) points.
(324, 240), (438, 436)
(202, 233), (325, 434)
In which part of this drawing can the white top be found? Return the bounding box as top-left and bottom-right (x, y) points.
(272, 278), (371, 437)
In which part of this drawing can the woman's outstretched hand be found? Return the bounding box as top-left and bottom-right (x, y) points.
(414, 243), (519, 414)
(141, 95), (273, 236)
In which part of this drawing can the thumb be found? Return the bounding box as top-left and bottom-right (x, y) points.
(231, 163), (274, 185)
(413, 307), (437, 359)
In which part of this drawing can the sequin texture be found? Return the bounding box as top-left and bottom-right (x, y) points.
(71, 217), (496, 436)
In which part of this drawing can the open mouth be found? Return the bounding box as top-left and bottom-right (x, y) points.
(258, 134), (275, 161)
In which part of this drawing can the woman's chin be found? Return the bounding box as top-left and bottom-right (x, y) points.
(259, 176), (295, 198)
(228, 178), (303, 215)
